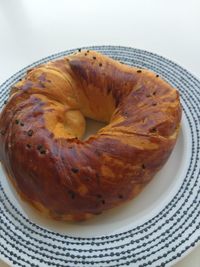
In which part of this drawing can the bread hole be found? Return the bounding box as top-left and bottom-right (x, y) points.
(4, 100), (7, 105)
(82, 118), (107, 140)
(45, 83), (113, 142)
(101, 200), (105, 205)
(118, 194), (124, 199)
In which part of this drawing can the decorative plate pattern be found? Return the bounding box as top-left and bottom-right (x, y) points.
(0, 46), (200, 267)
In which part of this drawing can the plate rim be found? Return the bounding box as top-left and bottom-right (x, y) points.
(0, 45), (200, 267)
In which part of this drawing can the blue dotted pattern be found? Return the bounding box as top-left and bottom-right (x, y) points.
(0, 46), (200, 267)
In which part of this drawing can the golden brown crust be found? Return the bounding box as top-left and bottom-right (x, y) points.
(0, 50), (182, 221)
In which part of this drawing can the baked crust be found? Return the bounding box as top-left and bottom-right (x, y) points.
(0, 50), (182, 221)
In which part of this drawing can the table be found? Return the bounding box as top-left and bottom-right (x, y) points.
(0, 0), (200, 266)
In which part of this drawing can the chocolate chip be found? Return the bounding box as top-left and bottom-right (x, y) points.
(142, 164), (146, 169)
(150, 127), (157, 133)
(20, 122), (24, 126)
(93, 56), (96, 60)
(26, 144), (31, 149)
(40, 149), (46, 155)
(99, 63), (102, 67)
(39, 146), (46, 155)
(118, 194), (123, 199)
(137, 70), (142, 73)
(156, 74), (159, 77)
(68, 190), (75, 199)
(78, 48), (81, 52)
(71, 168), (79, 174)
(15, 119), (19, 125)
(37, 144), (43, 150)
(27, 129), (33, 136)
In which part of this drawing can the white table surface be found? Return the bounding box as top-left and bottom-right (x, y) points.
(0, 0), (200, 266)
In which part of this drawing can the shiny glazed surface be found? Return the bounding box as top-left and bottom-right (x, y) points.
(0, 50), (182, 221)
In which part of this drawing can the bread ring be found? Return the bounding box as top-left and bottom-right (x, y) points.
(0, 50), (182, 221)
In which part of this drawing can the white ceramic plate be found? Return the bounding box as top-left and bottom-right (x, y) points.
(0, 46), (200, 267)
